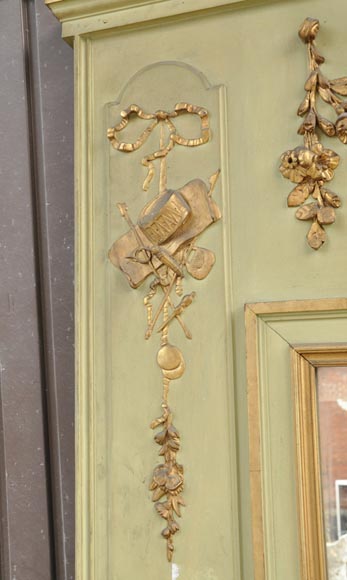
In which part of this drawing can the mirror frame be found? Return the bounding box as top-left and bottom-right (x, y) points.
(245, 299), (347, 580)
(292, 345), (347, 580)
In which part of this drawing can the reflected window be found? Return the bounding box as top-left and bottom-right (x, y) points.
(336, 481), (347, 538)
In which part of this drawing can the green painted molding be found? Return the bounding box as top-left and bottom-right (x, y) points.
(46, 0), (249, 19)
(45, 0), (159, 19)
(45, 0), (266, 39)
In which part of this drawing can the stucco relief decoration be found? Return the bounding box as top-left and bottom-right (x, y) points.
(107, 103), (221, 561)
(280, 17), (347, 250)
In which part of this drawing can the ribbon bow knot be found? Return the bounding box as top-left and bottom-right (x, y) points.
(107, 103), (210, 190)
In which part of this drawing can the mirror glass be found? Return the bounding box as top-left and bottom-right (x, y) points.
(317, 366), (347, 579)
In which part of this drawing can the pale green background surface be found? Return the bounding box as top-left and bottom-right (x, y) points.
(49, 0), (347, 578)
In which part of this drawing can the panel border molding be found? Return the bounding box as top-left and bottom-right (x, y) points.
(74, 33), (242, 579)
(75, 34), (94, 580)
(245, 298), (347, 580)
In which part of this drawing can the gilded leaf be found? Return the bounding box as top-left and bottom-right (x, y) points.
(167, 438), (180, 451)
(318, 73), (329, 89)
(154, 430), (167, 445)
(337, 129), (347, 145)
(336, 113), (347, 144)
(321, 189), (341, 208)
(297, 122), (306, 136)
(317, 206), (336, 225)
(317, 115), (336, 137)
(302, 109), (316, 132)
(149, 480), (157, 491)
(330, 77), (347, 96)
(318, 86), (333, 104)
(307, 221), (326, 250)
(150, 416), (166, 429)
(172, 498), (181, 518)
(167, 425), (180, 438)
(177, 496), (186, 506)
(312, 183), (321, 200)
(172, 496), (182, 517)
(297, 94), (310, 117)
(304, 71), (318, 91)
(152, 487), (166, 501)
(295, 203), (318, 220)
(155, 502), (170, 519)
(287, 181), (314, 206)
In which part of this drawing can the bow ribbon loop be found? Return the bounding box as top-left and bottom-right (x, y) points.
(107, 103), (211, 190)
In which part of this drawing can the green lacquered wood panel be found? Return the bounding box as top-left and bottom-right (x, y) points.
(70, 1), (347, 579)
(90, 47), (237, 579)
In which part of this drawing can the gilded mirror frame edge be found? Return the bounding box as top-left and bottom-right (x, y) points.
(291, 345), (347, 580)
(245, 298), (347, 580)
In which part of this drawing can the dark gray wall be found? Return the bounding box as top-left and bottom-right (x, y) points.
(0, 1), (74, 579)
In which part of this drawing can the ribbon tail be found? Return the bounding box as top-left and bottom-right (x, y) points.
(142, 157), (155, 191)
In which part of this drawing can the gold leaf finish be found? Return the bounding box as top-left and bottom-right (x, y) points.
(307, 220), (326, 250)
(107, 103), (210, 191)
(336, 113), (347, 143)
(186, 247), (215, 280)
(298, 17), (320, 44)
(295, 202), (318, 221)
(107, 103), (221, 561)
(279, 17), (347, 249)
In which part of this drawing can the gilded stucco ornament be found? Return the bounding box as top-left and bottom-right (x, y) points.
(280, 17), (347, 250)
(107, 104), (221, 561)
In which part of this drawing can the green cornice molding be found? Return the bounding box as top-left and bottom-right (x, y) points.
(45, 0), (254, 39)
(45, 0), (159, 20)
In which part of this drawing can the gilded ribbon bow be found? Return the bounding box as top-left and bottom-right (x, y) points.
(107, 103), (210, 190)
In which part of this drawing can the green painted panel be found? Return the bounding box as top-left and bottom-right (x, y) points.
(104, 66), (234, 580)
(71, 1), (347, 579)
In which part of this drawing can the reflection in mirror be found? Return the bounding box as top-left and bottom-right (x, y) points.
(317, 367), (347, 580)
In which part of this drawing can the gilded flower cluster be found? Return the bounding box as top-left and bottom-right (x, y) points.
(279, 17), (346, 249)
(149, 407), (185, 561)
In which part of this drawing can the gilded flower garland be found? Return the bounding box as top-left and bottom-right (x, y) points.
(280, 17), (347, 249)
